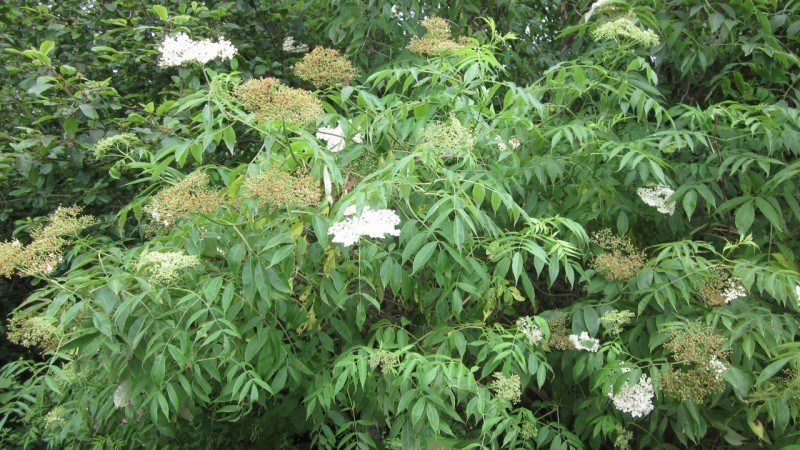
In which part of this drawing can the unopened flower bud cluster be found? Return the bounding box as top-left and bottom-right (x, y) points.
(661, 323), (730, 401)
(407, 16), (470, 56)
(146, 171), (222, 228)
(593, 17), (661, 48)
(93, 132), (139, 158)
(234, 77), (323, 125)
(294, 47), (359, 88)
(329, 205), (401, 247)
(697, 267), (746, 306)
(599, 309), (635, 334)
(243, 167), (321, 209)
(490, 372), (522, 404)
(136, 250), (201, 284)
(591, 229), (646, 281)
(157, 32), (237, 67)
(368, 349), (400, 373)
(420, 116), (475, 156)
(7, 315), (60, 350)
(0, 206), (95, 278)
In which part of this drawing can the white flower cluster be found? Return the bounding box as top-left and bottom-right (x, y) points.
(707, 357), (727, 380)
(282, 36), (309, 53)
(136, 250), (201, 284)
(113, 381), (131, 409)
(316, 124), (363, 153)
(585, 0), (615, 20)
(569, 331), (600, 352)
(516, 317), (544, 345)
(495, 135), (521, 152)
(609, 374), (655, 418)
(157, 32), (237, 67)
(722, 277), (747, 303)
(637, 184), (676, 215)
(329, 206), (401, 246)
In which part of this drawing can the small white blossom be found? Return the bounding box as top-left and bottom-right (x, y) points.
(569, 331), (600, 352)
(495, 135), (521, 151)
(316, 124), (362, 152)
(707, 357), (727, 380)
(113, 381), (131, 409)
(516, 317), (543, 344)
(794, 284), (799, 307)
(157, 32), (237, 67)
(637, 184), (676, 215)
(282, 36), (309, 53)
(329, 206), (401, 246)
(722, 277), (746, 303)
(609, 374), (654, 418)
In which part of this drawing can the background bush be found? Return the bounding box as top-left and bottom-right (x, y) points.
(1, 0), (799, 448)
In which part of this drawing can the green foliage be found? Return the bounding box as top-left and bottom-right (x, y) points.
(2, 0), (800, 449)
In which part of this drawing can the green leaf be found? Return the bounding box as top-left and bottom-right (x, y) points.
(78, 104), (99, 120)
(153, 5), (169, 21)
(755, 357), (792, 385)
(413, 241), (437, 274)
(151, 354), (166, 386)
(735, 201), (755, 234)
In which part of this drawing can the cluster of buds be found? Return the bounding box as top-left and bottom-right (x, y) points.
(145, 171), (222, 228)
(93, 132), (139, 158)
(0, 206), (96, 278)
(544, 312), (574, 351)
(599, 309), (635, 334)
(407, 17), (470, 56)
(490, 372), (522, 404)
(135, 250), (201, 284)
(696, 267), (747, 306)
(419, 116), (475, 156)
(6, 314), (60, 351)
(590, 229), (646, 281)
(234, 77), (323, 125)
(367, 349), (400, 373)
(294, 47), (359, 88)
(593, 17), (660, 48)
(661, 323), (730, 402)
(242, 167), (321, 210)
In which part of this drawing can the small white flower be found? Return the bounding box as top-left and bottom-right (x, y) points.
(495, 135), (521, 151)
(329, 206), (401, 247)
(282, 36), (309, 53)
(113, 381), (131, 409)
(516, 317), (544, 344)
(569, 331), (600, 352)
(794, 284), (799, 307)
(316, 124), (363, 153)
(609, 374), (654, 418)
(707, 357), (727, 380)
(158, 32), (237, 67)
(637, 184), (676, 215)
(722, 277), (746, 303)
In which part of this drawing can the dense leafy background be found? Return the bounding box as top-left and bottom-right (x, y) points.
(1, 0), (799, 448)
